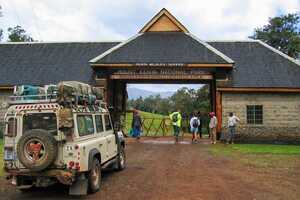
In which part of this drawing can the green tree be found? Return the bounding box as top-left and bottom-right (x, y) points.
(7, 25), (34, 42)
(127, 85), (211, 117)
(249, 13), (300, 58)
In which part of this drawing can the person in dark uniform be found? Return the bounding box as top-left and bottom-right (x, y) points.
(132, 110), (142, 140)
(197, 111), (203, 138)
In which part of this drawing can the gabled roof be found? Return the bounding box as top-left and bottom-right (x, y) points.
(139, 8), (189, 33)
(208, 40), (300, 88)
(90, 9), (233, 65)
(89, 32), (234, 65)
(0, 42), (118, 86)
(0, 40), (299, 88)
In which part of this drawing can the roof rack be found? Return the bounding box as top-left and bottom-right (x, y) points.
(9, 94), (58, 105)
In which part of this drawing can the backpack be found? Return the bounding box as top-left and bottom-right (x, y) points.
(192, 118), (199, 128)
(172, 113), (178, 123)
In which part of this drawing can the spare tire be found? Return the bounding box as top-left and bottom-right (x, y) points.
(17, 129), (58, 172)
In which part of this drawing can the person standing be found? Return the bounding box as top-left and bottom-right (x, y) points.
(169, 109), (182, 143)
(209, 112), (218, 144)
(132, 110), (142, 140)
(190, 113), (200, 143)
(227, 112), (240, 144)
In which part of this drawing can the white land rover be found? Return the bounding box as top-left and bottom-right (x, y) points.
(3, 83), (126, 195)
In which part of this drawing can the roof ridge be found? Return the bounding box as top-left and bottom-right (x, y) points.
(89, 34), (143, 63)
(206, 39), (257, 42)
(0, 41), (122, 45)
(257, 40), (300, 66)
(186, 33), (235, 64)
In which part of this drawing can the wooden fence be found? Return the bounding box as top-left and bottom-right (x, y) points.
(124, 117), (209, 137)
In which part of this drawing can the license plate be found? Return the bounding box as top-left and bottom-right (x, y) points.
(4, 149), (15, 161)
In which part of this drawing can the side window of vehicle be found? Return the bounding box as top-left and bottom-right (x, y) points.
(104, 115), (112, 131)
(6, 118), (17, 137)
(95, 115), (104, 133)
(77, 115), (95, 136)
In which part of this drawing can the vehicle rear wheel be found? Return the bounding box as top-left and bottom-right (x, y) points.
(17, 129), (57, 172)
(88, 158), (101, 193)
(116, 147), (126, 171)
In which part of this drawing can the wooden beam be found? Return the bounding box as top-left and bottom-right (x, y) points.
(0, 86), (13, 90)
(216, 91), (222, 133)
(91, 63), (135, 67)
(187, 63), (233, 68)
(91, 63), (233, 68)
(217, 87), (300, 93)
(110, 74), (213, 80)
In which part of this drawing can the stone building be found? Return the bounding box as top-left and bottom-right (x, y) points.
(0, 9), (300, 142)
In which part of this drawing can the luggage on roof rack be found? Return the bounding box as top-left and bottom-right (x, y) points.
(9, 81), (104, 106)
(57, 81), (103, 106)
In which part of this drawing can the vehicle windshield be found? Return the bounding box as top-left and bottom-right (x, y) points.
(23, 113), (57, 135)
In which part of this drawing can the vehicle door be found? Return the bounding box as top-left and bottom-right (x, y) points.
(94, 115), (109, 162)
(103, 114), (117, 158)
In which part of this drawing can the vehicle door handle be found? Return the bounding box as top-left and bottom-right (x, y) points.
(98, 144), (103, 147)
(107, 140), (111, 144)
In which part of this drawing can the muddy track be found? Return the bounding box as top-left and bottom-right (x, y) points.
(0, 139), (299, 200)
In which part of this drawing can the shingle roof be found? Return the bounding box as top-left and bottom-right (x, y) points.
(208, 41), (300, 88)
(90, 32), (234, 64)
(0, 42), (118, 86)
(0, 40), (299, 88)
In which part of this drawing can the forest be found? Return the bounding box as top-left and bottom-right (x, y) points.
(127, 85), (211, 118)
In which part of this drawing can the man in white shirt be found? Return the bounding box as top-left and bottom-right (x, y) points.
(227, 112), (240, 144)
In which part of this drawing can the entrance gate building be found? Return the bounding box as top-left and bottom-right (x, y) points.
(89, 9), (233, 133)
(1, 8), (299, 142)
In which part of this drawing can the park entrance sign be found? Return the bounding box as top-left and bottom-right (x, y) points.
(89, 8), (234, 133)
(109, 68), (214, 80)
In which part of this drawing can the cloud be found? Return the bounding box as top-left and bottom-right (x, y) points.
(161, 0), (300, 39)
(1, 0), (299, 41)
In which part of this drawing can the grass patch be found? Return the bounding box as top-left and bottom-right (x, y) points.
(213, 144), (300, 155)
(0, 139), (3, 176)
(210, 144), (300, 169)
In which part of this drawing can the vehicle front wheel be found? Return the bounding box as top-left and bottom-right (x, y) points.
(116, 147), (126, 171)
(88, 158), (101, 193)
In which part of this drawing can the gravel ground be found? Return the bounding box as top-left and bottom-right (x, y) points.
(0, 138), (299, 200)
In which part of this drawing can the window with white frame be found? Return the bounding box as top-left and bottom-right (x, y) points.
(247, 105), (263, 124)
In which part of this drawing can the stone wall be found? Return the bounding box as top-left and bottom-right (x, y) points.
(221, 92), (300, 143)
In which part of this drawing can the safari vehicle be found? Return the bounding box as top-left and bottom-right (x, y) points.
(3, 82), (126, 195)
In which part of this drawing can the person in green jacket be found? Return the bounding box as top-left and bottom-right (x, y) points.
(169, 109), (182, 143)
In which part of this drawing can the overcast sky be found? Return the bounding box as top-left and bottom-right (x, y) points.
(0, 0), (299, 92)
(1, 0), (299, 41)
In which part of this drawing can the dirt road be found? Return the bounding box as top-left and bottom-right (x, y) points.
(0, 138), (299, 200)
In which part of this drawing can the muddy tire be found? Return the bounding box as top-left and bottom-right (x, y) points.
(17, 129), (57, 172)
(116, 147), (126, 171)
(88, 158), (101, 193)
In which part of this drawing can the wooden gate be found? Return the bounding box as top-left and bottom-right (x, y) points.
(123, 115), (209, 137)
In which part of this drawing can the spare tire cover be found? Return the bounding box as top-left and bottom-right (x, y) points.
(17, 129), (58, 172)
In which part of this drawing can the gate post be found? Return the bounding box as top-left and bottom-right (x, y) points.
(216, 90), (222, 135)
